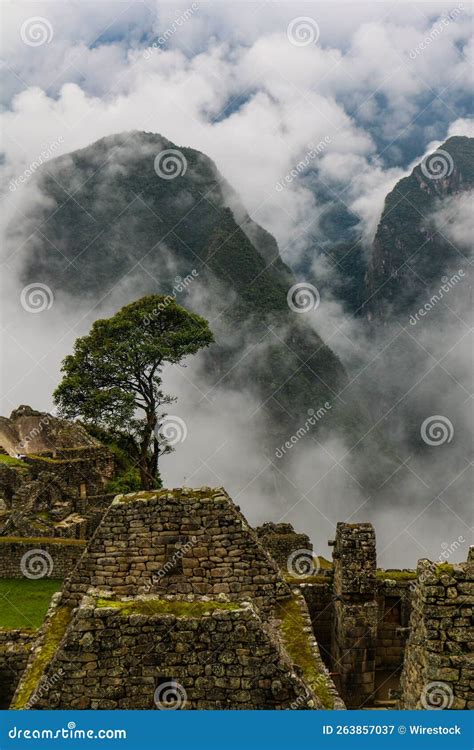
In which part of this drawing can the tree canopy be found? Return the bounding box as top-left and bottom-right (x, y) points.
(54, 295), (214, 489)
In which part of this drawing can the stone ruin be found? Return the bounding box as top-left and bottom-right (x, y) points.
(0, 475), (472, 710)
(399, 552), (473, 710)
(9, 488), (342, 711)
(0, 406), (115, 539)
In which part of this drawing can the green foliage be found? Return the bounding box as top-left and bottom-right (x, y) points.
(54, 295), (213, 489)
(0, 579), (63, 630)
(106, 467), (143, 494)
(83, 422), (159, 492)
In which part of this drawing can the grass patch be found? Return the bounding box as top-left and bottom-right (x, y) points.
(0, 579), (63, 630)
(0, 455), (28, 469)
(275, 595), (334, 709)
(376, 569), (417, 581)
(11, 605), (73, 709)
(96, 598), (240, 617)
(0, 536), (86, 546)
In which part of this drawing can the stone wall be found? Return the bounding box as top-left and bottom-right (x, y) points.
(0, 537), (85, 579)
(63, 488), (290, 613)
(26, 595), (320, 710)
(376, 579), (413, 675)
(0, 465), (24, 509)
(399, 552), (474, 710)
(0, 629), (35, 708)
(330, 523), (378, 708)
(298, 581), (334, 669)
(255, 522), (312, 569)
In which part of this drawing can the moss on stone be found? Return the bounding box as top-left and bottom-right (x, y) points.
(114, 488), (221, 504)
(0, 455), (27, 468)
(96, 598), (240, 617)
(0, 536), (86, 546)
(11, 605), (73, 709)
(376, 569), (417, 581)
(434, 563), (455, 577)
(284, 574), (331, 585)
(275, 596), (334, 709)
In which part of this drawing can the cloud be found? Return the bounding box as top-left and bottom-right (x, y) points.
(0, 0), (472, 567)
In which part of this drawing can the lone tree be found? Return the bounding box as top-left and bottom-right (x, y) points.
(54, 295), (214, 489)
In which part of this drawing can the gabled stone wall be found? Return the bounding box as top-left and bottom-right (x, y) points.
(63, 488), (290, 613)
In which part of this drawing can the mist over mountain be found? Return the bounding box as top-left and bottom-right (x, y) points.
(12, 130), (368, 448)
(364, 135), (474, 322)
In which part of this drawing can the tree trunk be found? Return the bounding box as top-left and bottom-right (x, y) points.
(139, 408), (157, 490)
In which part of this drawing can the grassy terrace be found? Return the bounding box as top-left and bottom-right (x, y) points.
(0, 579), (63, 630)
(96, 598), (240, 617)
(276, 595), (334, 709)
